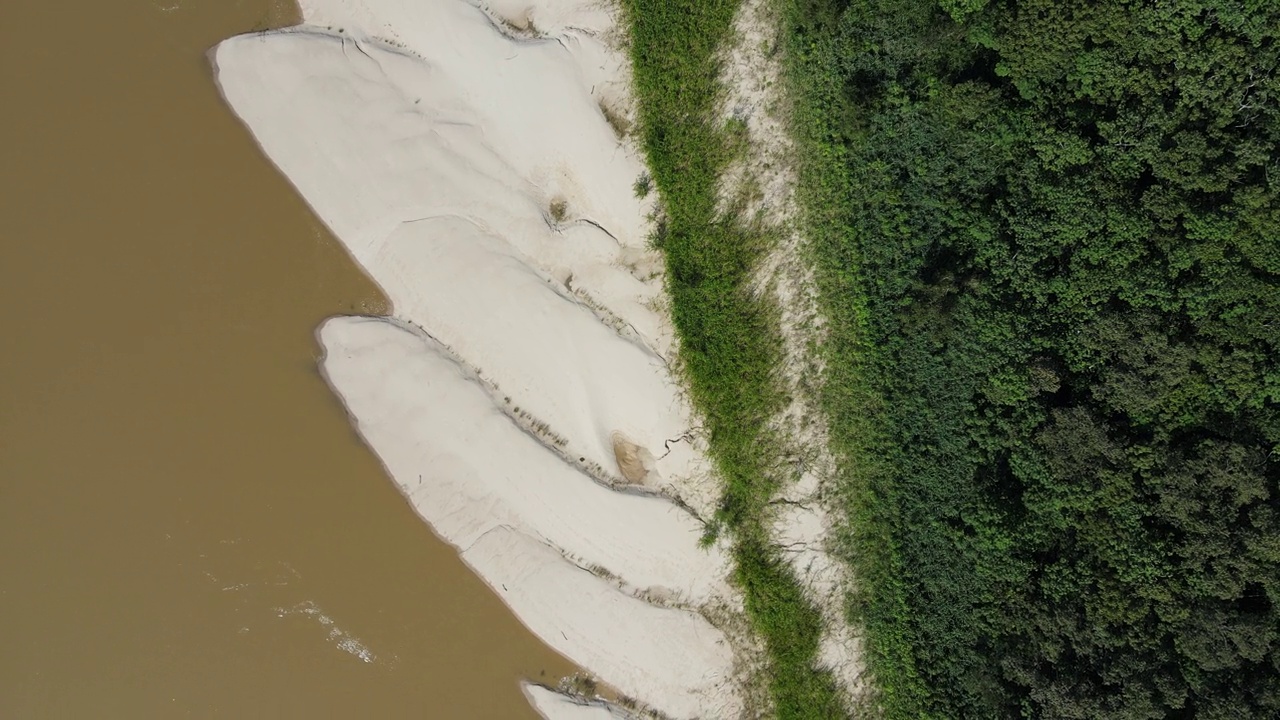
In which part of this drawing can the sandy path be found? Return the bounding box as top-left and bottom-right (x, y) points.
(212, 0), (742, 716)
(718, 0), (865, 707)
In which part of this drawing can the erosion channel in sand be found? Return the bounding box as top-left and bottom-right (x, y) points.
(212, 0), (745, 717)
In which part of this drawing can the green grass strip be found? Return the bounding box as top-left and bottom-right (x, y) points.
(618, 0), (845, 716)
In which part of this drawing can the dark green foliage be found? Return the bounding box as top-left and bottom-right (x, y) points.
(784, 0), (1280, 717)
(619, 0), (846, 715)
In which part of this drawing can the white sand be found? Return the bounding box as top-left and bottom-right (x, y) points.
(317, 319), (736, 714)
(214, 0), (718, 512)
(212, 0), (741, 716)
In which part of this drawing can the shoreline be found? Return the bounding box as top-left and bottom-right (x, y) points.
(211, 0), (750, 716)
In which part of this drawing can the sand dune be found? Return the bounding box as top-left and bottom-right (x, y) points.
(213, 0), (741, 716)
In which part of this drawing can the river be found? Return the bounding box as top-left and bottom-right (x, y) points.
(0, 0), (575, 716)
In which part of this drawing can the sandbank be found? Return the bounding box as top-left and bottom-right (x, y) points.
(212, 0), (742, 716)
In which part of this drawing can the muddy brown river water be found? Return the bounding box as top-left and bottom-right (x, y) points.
(0, 0), (576, 716)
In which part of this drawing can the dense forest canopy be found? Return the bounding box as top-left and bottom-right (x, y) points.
(788, 0), (1280, 717)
